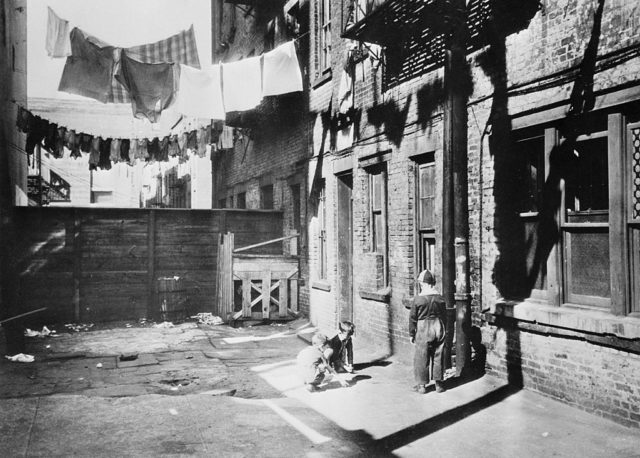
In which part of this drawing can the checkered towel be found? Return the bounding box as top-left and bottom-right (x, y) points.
(109, 25), (201, 103)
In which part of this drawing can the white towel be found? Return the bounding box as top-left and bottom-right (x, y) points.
(262, 41), (303, 96)
(222, 56), (263, 112)
(174, 64), (225, 119)
(46, 7), (71, 58)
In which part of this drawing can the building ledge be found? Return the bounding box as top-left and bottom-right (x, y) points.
(311, 280), (331, 292)
(485, 300), (640, 350)
(359, 286), (391, 303)
(312, 70), (332, 89)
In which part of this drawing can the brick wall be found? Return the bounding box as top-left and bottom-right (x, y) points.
(302, 0), (640, 429)
(483, 325), (640, 429)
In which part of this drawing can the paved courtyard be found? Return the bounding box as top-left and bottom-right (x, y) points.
(1, 320), (638, 457)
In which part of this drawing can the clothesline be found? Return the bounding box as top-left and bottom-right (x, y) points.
(15, 105), (237, 171)
(48, 7), (304, 124)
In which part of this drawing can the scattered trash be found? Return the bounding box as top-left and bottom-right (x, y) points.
(168, 408), (179, 415)
(153, 321), (175, 328)
(125, 323), (133, 328)
(119, 353), (139, 362)
(185, 355), (194, 360)
(45, 345), (51, 349)
(5, 353), (35, 363)
(201, 388), (236, 397)
(96, 363), (103, 368)
(191, 313), (223, 326)
(542, 432), (549, 438)
(24, 326), (52, 338)
(64, 323), (94, 332)
(170, 387), (179, 391)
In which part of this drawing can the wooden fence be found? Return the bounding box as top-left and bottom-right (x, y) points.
(11, 207), (283, 324)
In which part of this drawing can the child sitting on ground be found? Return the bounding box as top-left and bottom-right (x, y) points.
(297, 332), (349, 392)
(328, 321), (355, 373)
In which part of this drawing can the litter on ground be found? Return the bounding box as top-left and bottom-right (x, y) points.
(153, 321), (175, 328)
(5, 353), (35, 363)
(24, 326), (52, 337)
(191, 313), (223, 326)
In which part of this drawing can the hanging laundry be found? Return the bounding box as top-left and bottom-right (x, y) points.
(147, 137), (160, 161)
(110, 139), (121, 163)
(43, 122), (58, 153)
(262, 41), (303, 96)
(222, 56), (263, 112)
(168, 135), (180, 157)
(25, 117), (48, 156)
(129, 138), (139, 161)
(80, 133), (92, 153)
(174, 64), (225, 119)
(197, 125), (211, 158)
(55, 126), (66, 158)
(98, 138), (112, 170)
(67, 130), (82, 159)
(46, 7), (71, 58)
(110, 25), (201, 104)
(115, 51), (177, 123)
(159, 136), (170, 162)
(120, 139), (131, 162)
(58, 28), (115, 103)
(89, 137), (101, 170)
(178, 132), (188, 153)
(337, 68), (354, 115)
(218, 125), (234, 150)
(187, 129), (198, 152)
(137, 138), (149, 160)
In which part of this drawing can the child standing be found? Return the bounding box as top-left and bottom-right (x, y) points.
(297, 332), (348, 392)
(409, 269), (447, 394)
(328, 321), (355, 373)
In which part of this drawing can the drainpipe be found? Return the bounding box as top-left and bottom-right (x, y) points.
(443, 0), (471, 376)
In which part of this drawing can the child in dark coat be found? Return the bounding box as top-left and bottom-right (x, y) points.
(410, 269), (447, 394)
(328, 321), (355, 373)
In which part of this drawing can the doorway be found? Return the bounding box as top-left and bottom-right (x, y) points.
(337, 173), (353, 322)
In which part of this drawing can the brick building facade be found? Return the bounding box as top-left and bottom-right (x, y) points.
(215, 0), (640, 428)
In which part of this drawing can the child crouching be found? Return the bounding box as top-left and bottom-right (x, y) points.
(297, 332), (348, 392)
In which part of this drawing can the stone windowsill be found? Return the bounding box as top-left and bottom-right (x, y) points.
(359, 286), (391, 303)
(488, 299), (640, 340)
(312, 69), (332, 89)
(311, 280), (331, 292)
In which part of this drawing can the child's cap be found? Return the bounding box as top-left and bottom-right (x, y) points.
(339, 321), (355, 336)
(311, 332), (328, 347)
(417, 269), (435, 285)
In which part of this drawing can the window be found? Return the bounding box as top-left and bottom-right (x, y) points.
(236, 192), (246, 209)
(317, 0), (331, 73)
(291, 183), (301, 234)
(416, 161), (436, 275)
(515, 131), (547, 293)
(261, 184), (274, 209)
(368, 164), (388, 283)
(561, 127), (610, 307)
(227, 195), (234, 209)
(218, 198), (226, 209)
(564, 134), (609, 223)
(318, 180), (327, 279)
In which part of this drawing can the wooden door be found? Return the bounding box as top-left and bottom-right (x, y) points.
(337, 173), (353, 322)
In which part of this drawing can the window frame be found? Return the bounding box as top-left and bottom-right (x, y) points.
(317, 0), (332, 75)
(367, 163), (388, 286)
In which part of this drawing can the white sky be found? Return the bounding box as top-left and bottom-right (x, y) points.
(27, 0), (212, 99)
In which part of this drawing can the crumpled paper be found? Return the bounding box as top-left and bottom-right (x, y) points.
(191, 313), (223, 326)
(5, 353), (35, 363)
(153, 321), (175, 328)
(24, 326), (52, 338)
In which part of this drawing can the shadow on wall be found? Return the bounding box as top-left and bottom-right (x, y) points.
(477, 0), (605, 389)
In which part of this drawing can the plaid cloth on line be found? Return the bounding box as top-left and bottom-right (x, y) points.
(109, 25), (201, 104)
